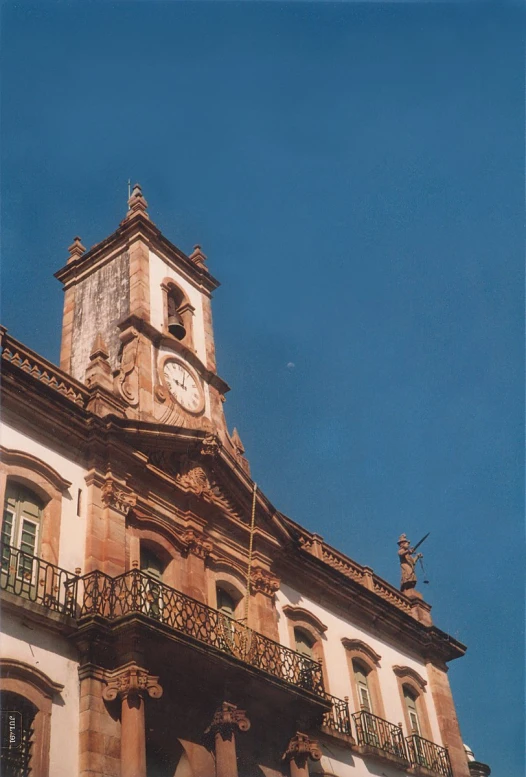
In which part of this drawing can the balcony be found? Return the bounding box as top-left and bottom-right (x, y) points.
(322, 693), (353, 739)
(0, 544), (453, 775)
(352, 710), (409, 768)
(76, 567), (326, 698)
(406, 734), (453, 777)
(0, 543), (78, 617)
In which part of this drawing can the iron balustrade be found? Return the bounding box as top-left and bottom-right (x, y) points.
(323, 694), (352, 736)
(78, 568), (325, 697)
(352, 710), (408, 761)
(0, 542), (78, 616)
(406, 735), (453, 777)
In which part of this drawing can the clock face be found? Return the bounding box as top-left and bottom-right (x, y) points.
(162, 360), (204, 413)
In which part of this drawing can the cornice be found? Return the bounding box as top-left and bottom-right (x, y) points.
(54, 213), (220, 293)
(341, 638), (382, 666)
(392, 664), (427, 690)
(0, 446), (72, 491)
(0, 658), (65, 698)
(282, 605), (328, 635)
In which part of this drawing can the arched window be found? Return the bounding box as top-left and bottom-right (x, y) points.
(217, 587), (236, 617)
(161, 280), (194, 347)
(353, 660), (373, 713)
(403, 686), (421, 734)
(2, 484), (43, 582)
(0, 691), (37, 777)
(392, 666), (432, 742)
(140, 546), (165, 620)
(294, 628), (315, 659)
(140, 546), (164, 581)
(0, 659), (63, 777)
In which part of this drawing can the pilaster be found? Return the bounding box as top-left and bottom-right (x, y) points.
(426, 661), (470, 777)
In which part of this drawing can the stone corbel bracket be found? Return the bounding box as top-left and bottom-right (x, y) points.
(181, 528), (213, 559)
(101, 478), (137, 515)
(250, 567), (281, 597)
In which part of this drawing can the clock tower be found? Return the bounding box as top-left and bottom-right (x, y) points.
(55, 184), (248, 469)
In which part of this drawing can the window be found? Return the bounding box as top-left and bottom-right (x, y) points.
(140, 547), (164, 620)
(161, 280), (194, 346)
(294, 628), (315, 659)
(404, 686), (421, 735)
(1, 484), (43, 582)
(217, 587), (236, 617)
(0, 691), (37, 777)
(353, 660), (373, 713)
(140, 547), (164, 581)
(0, 659), (63, 777)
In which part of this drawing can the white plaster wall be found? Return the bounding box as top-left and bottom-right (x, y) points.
(0, 423), (87, 573)
(1, 613), (79, 777)
(276, 584), (443, 749)
(149, 250), (208, 366)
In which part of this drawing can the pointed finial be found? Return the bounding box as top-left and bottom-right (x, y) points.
(231, 427), (245, 455)
(67, 236), (86, 263)
(189, 244), (207, 268)
(89, 333), (109, 362)
(125, 183), (150, 221)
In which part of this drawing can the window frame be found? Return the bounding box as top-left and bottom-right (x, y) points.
(342, 638), (385, 720)
(393, 665), (433, 742)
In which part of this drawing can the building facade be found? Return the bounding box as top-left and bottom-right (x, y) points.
(0, 187), (486, 777)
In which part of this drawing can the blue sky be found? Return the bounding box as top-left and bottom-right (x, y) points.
(1, 1), (524, 774)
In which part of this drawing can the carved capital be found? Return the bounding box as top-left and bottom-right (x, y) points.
(205, 701), (250, 742)
(102, 663), (162, 702)
(181, 528), (213, 559)
(250, 567), (280, 597)
(283, 733), (322, 767)
(101, 478), (137, 514)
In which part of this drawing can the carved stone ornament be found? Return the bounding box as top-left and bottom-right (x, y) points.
(282, 733), (322, 766)
(200, 433), (221, 458)
(181, 528), (213, 559)
(101, 479), (137, 515)
(205, 702), (250, 742)
(250, 567), (280, 597)
(174, 455), (243, 519)
(118, 332), (140, 406)
(176, 457), (210, 496)
(102, 664), (163, 702)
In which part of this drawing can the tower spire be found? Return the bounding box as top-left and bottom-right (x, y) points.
(124, 182), (149, 221)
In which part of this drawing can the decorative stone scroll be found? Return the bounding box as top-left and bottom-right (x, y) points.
(181, 528), (213, 559)
(101, 479), (137, 515)
(102, 663), (163, 702)
(282, 733), (322, 768)
(250, 567), (280, 597)
(205, 701), (251, 742)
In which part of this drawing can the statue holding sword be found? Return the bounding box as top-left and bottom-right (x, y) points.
(397, 533), (429, 591)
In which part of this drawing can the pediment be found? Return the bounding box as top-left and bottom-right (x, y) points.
(147, 447), (245, 521)
(114, 423), (294, 550)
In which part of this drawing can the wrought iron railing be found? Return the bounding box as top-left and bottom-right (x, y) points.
(406, 734), (452, 776)
(0, 543), (78, 616)
(352, 710), (408, 761)
(323, 694), (353, 736)
(78, 568), (325, 697)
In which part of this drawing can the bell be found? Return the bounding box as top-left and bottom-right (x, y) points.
(168, 312), (186, 340)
